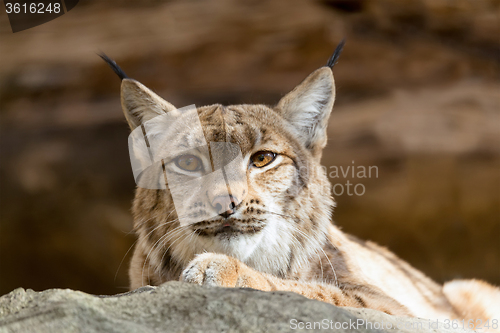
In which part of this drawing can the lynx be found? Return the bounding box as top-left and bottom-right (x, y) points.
(101, 42), (500, 324)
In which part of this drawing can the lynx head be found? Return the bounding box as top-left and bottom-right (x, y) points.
(101, 41), (343, 280)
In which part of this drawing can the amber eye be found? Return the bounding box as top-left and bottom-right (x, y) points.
(251, 151), (276, 168)
(175, 154), (202, 172)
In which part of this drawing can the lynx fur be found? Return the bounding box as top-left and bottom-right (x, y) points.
(101, 45), (500, 325)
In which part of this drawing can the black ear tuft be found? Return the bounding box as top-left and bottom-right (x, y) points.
(326, 39), (346, 69)
(98, 53), (129, 80)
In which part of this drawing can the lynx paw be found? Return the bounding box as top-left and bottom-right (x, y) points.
(180, 253), (272, 290)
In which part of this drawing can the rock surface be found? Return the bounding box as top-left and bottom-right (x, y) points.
(0, 282), (473, 333)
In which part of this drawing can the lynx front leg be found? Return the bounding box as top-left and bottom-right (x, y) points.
(180, 253), (273, 290)
(180, 253), (411, 316)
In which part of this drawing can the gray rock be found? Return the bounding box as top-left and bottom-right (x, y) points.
(0, 282), (473, 333)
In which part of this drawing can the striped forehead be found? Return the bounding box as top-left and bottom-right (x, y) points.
(145, 104), (300, 160)
(196, 104), (274, 155)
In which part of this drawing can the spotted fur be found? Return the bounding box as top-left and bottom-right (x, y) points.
(102, 49), (500, 324)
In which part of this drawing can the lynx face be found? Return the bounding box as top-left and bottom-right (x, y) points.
(101, 49), (339, 282)
(137, 105), (329, 274)
(129, 71), (335, 279)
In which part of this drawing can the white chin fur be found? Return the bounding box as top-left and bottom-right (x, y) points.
(172, 211), (296, 276)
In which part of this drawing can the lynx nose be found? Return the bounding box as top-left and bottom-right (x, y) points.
(212, 195), (239, 218)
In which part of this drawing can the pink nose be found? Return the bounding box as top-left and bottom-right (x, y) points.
(212, 195), (239, 218)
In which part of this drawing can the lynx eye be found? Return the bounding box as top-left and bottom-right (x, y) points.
(175, 154), (202, 172)
(251, 151), (276, 168)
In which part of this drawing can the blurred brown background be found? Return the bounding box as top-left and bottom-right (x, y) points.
(0, 0), (499, 296)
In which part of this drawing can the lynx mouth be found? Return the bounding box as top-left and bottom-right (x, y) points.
(193, 218), (265, 237)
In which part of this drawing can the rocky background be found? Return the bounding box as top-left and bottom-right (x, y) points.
(0, 282), (472, 333)
(0, 0), (499, 296)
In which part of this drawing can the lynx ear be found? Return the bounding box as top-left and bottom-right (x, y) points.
(121, 79), (178, 129)
(276, 66), (335, 156)
(99, 53), (177, 130)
